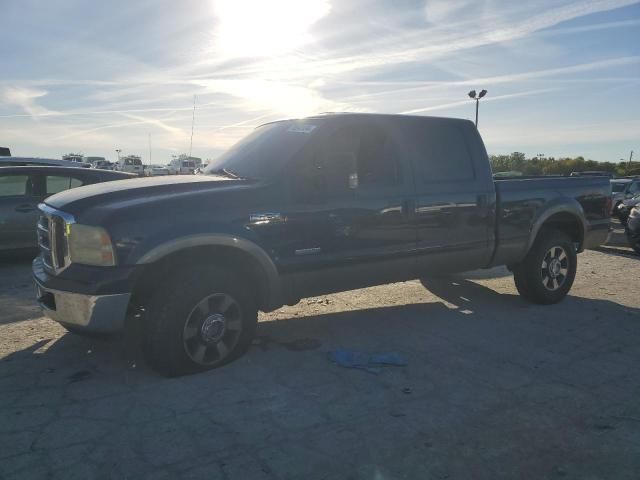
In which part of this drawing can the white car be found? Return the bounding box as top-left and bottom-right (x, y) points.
(144, 164), (169, 176)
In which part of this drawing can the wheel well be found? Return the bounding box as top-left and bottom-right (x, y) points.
(538, 212), (584, 249)
(131, 245), (270, 310)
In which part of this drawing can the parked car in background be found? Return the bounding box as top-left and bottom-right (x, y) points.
(92, 159), (114, 170)
(83, 156), (107, 167)
(144, 164), (170, 176)
(1, 157), (91, 168)
(115, 155), (143, 175)
(0, 147), (11, 156)
(32, 113), (611, 376)
(611, 178), (640, 215)
(616, 193), (640, 225)
(0, 166), (133, 252)
(62, 153), (87, 166)
(625, 206), (640, 255)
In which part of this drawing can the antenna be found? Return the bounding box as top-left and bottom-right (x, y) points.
(189, 95), (196, 157)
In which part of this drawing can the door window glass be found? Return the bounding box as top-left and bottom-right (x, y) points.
(316, 124), (401, 194)
(0, 175), (30, 197)
(46, 176), (84, 195)
(410, 124), (475, 183)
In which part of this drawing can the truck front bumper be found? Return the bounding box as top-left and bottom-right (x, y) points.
(33, 257), (131, 333)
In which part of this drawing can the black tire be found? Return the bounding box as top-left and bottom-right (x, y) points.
(513, 229), (577, 305)
(141, 266), (258, 377)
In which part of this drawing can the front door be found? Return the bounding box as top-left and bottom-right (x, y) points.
(0, 173), (42, 250)
(276, 118), (417, 296)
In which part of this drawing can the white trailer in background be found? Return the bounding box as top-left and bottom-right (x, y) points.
(168, 154), (199, 175)
(115, 155), (143, 175)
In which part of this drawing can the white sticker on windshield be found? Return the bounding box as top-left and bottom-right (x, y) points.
(288, 124), (316, 134)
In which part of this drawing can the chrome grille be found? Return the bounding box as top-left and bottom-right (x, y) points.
(37, 204), (75, 274)
(37, 216), (54, 269)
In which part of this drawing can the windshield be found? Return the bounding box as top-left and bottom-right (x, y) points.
(612, 182), (628, 193)
(204, 121), (320, 180)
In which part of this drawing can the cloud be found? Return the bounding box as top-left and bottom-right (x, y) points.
(400, 89), (557, 114)
(121, 113), (185, 136)
(1, 87), (58, 118)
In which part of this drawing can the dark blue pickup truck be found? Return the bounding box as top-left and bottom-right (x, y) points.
(33, 113), (611, 376)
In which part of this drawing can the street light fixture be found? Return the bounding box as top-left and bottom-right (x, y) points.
(468, 89), (487, 127)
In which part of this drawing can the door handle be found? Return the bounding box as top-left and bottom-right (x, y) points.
(15, 204), (36, 213)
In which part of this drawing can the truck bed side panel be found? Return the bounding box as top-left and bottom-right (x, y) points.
(492, 177), (610, 266)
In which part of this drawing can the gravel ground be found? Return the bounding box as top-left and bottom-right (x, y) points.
(0, 223), (639, 480)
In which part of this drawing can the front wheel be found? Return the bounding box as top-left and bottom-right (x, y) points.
(513, 229), (577, 304)
(141, 267), (258, 377)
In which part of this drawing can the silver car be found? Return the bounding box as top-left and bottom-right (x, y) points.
(0, 166), (133, 252)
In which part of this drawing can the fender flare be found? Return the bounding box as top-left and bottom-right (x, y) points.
(527, 198), (587, 252)
(136, 234), (282, 310)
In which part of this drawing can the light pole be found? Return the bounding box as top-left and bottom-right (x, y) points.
(468, 89), (487, 127)
(115, 149), (121, 161)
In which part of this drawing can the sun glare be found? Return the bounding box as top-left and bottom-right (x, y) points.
(213, 0), (331, 58)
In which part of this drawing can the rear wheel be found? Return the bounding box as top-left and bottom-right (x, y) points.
(513, 229), (577, 304)
(141, 266), (258, 377)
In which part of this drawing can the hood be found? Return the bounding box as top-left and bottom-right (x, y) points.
(45, 174), (244, 213)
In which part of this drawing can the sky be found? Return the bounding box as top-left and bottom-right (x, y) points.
(1, 0), (639, 163)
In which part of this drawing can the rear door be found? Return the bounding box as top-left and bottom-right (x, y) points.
(404, 118), (494, 272)
(0, 173), (41, 250)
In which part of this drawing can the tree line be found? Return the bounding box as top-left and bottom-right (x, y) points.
(490, 152), (639, 177)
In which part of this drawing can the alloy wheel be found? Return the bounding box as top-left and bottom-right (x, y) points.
(541, 246), (569, 291)
(182, 293), (243, 365)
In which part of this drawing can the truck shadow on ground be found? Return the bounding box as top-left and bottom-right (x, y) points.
(3, 278), (639, 389)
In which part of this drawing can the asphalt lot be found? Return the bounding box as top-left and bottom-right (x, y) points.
(1, 224), (639, 480)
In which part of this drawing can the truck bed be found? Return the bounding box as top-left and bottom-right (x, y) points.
(491, 176), (611, 266)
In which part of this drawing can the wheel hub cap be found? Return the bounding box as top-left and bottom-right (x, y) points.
(541, 246), (569, 291)
(183, 293), (243, 366)
(200, 314), (226, 344)
(549, 258), (562, 277)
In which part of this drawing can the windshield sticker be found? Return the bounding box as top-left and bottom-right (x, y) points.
(288, 124), (316, 134)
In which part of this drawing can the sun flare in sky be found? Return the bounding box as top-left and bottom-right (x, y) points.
(213, 0), (331, 58)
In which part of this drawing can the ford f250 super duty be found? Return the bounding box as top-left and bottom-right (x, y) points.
(33, 113), (611, 376)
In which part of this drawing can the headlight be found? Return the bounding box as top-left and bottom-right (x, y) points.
(67, 224), (116, 266)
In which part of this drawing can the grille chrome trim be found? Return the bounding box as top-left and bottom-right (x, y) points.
(37, 204), (76, 275)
